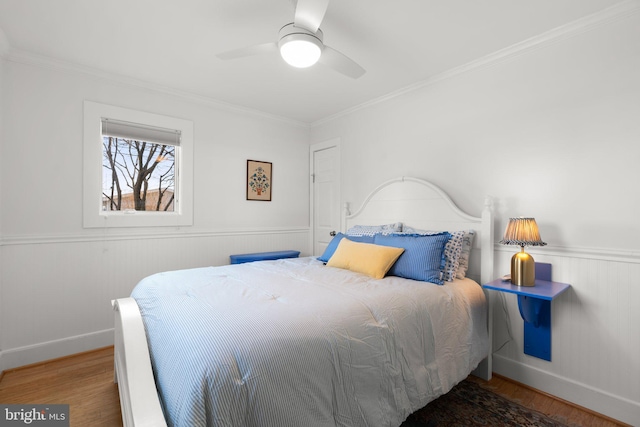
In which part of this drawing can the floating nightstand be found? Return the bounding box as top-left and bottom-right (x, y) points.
(483, 263), (570, 361)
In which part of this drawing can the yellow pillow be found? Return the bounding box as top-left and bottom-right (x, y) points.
(327, 238), (404, 279)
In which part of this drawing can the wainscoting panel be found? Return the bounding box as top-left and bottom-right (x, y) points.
(491, 247), (640, 426)
(3, 237), (638, 425)
(0, 229), (309, 371)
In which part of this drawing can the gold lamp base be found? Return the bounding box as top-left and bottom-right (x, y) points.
(511, 247), (535, 286)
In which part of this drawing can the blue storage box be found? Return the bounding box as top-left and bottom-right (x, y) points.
(229, 250), (300, 264)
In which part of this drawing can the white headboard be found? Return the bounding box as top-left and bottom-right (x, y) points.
(343, 176), (494, 285)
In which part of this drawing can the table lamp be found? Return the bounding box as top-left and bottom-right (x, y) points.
(500, 217), (547, 286)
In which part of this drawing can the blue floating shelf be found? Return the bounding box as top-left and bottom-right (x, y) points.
(483, 263), (571, 361)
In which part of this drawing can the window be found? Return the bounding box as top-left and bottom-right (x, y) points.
(101, 119), (178, 213)
(83, 101), (194, 228)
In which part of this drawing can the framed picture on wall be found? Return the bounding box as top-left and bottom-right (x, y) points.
(246, 160), (272, 201)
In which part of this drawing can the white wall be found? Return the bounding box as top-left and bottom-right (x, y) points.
(0, 57), (311, 370)
(0, 30), (7, 366)
(312, 9), (640, 426)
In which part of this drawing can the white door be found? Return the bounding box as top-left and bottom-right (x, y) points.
(310, 139), (341, 257)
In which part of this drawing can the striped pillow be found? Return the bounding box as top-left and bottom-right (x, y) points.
(374, 232), (451, 285)
(403, 227), (466, 282)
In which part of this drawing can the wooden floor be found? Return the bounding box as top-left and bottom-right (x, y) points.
(0, 346), (630, 427)
(0, 347), (122, 427)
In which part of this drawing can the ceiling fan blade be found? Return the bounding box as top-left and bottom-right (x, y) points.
(216, 42), (278, 60)
(294, 0), (329, 33)
(319, 45), (366, 79)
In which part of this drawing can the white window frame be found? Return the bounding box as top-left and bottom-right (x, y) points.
(83, 101), (194, 228)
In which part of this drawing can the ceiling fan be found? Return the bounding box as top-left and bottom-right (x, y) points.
(216, 0), (366, 79)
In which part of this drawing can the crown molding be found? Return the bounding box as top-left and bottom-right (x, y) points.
(4, 48), (309, 129)
(4, 1), (638, 128)
(312, 0), (640, 127)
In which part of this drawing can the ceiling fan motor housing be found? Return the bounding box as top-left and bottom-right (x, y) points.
(279, 22), (324, 44)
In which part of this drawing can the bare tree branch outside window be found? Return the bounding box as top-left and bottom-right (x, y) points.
(102, 137), (176, 212)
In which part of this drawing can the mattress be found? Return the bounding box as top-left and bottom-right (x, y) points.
(131, 256), (489, 427)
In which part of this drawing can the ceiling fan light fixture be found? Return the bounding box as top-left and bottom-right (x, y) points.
(278, 23), (323, 68)
(280, 38), (322, 68)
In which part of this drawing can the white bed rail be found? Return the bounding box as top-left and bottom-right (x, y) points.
(112, 298), (167, 427)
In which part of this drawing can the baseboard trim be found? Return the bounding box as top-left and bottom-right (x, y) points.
(0, 329), (114, 373)
(1, 345), (114, 376)
(493, 354), (639, 426)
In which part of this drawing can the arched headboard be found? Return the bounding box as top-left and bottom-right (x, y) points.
(343, 176), (494, 285)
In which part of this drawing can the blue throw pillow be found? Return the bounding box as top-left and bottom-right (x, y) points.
(374, 233), (451, 285)
(317, 233), (375, 263)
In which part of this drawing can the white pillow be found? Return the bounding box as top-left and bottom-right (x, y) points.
(456, 230), (476, 279)
(345, 222), (402, 237)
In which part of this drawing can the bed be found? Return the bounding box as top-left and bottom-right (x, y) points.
(113, 176), (494, 427)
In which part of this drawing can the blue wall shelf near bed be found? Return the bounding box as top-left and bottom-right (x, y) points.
(483, 263), (570, 361)
(229, 250), (301, 264)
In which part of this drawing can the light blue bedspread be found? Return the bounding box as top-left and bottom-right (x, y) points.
(131, 257), (488, 427)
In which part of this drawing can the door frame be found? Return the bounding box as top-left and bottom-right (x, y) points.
(309, 138), (341, 256)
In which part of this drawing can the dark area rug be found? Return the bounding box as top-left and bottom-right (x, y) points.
(400, 379), (568, 427)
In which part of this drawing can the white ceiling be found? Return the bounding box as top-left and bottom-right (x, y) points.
(0, 0), (628, 123)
